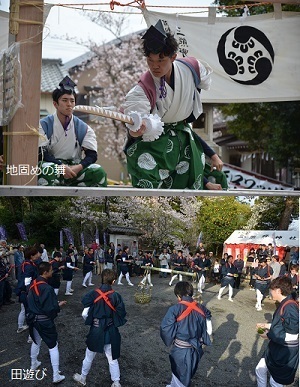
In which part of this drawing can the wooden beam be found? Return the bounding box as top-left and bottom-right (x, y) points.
(0, 186), (298, 197)
(6, 0), (44, 185)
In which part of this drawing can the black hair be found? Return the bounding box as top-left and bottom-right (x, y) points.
(102, 269), (116, 285)
(174, 281), (193, 298)
(142, 32), (178, 58)
(24, 247), (39, 260)
(39, 261), (52, 275)
(53, 252), (62, 259)
(52, 88), (76, 104)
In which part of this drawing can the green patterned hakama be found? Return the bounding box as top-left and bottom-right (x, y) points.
(126, 122), (206, 189)
(37, 161), (107, 187)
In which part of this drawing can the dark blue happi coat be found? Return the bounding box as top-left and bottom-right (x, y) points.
(62, 255), (74, 281)
(27, 276), (60, 348)
(83, 253), (94, 275)
(220, 263), (237, 287)
(254, 265), (273, 295)
(160, 296), (212, 387)
(48, 259), (61, 289)
(15, 260), (39, 300)
(82, 284), (127, 360)
(265, 295), (299, 385)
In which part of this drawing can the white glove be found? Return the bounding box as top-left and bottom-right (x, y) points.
(206, 319), (212, 336)
(142, 113), (164, 142)
(125, 112), (164, 142)
(82, 307), (90, 320)
(125, 111), (143, 132)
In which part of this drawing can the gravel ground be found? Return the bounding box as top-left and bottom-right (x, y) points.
(0, 272), (298, 387)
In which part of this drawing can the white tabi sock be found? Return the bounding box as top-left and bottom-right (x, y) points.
(83, 272), (90, 286)
(82, 347), (96, 376)
(30, 328), (42, 366)
(218, 286), (226, 298)
(104, 344), (120, 382)
(169, 275), (177, 285)
(49, 343), (60, 378)
(125, 272), (132, 284)
(118, 273), (123, 284)
(228, 284), (233, 299)
(18, 303), (26, 328)
(66, 281), (72, 293)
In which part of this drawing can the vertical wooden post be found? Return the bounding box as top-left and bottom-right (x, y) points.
(6, 0), (44, 185)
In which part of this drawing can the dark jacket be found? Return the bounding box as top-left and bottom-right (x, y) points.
(82, 284), (127, 359)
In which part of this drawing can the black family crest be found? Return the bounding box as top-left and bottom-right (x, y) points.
(217, 26), (274, 85)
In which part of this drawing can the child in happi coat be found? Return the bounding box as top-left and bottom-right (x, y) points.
(169, 250), (186, 287)
(73, 269), (127, 387)
(160, 281), (212, 387)
(27, 262), (67, 384)
(140, 251), (154, 287)
(254, 258), (273, 311)
(62, 249), (79, 295)
(15, 247), (40, 334)
(256, 276), (299, 387)
(217, 255), (237, 302)
(48, 252), (65, 295)
(117, 246), (134, 286)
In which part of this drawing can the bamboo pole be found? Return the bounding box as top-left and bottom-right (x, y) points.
(140, 266), (197, 279)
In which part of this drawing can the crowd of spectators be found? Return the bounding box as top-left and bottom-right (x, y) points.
(0, 239), (298, 315)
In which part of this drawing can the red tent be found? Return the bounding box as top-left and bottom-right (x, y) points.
(223, 230), (298, 261)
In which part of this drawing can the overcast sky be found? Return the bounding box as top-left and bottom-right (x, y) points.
(1, 0), (212, 63)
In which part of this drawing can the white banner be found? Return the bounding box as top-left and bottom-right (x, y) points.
(225, 230), (298, 247)
(223, 163), (294, 190)
(142, 9), (300, 103)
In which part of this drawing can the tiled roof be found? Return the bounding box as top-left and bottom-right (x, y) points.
(106, 226), (143, 236)
(64, 51), (94, 70)
(41, 59), (69, 93)
(65, 29), (145, 70)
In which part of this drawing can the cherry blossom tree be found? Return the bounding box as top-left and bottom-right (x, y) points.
(120, 196), (201, 248)
(91, 37), (147, 166)
(74, 14), (148, 167)
(65, 196), (201, 249)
